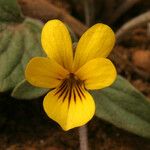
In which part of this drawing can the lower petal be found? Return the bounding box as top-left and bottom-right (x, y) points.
(43, 87), (95, 131)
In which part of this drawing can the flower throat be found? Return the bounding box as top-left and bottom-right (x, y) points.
(54, 73), (86, 104)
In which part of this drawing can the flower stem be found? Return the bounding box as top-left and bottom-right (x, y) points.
(79, 125), (89, 150)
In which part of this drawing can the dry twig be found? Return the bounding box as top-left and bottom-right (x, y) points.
(83, 0), (94, 26)
(18, 0), (87, 36)
(109, 0), (141, 24)
(116, 11), (150, 42)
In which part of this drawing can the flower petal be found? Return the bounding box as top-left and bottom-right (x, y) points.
(73, 23), (115, 71)
(25, 57), (69, 88)
(43, 87), (95, 131)
(41, 19), (73, 71)
(75, 58), (117, 90)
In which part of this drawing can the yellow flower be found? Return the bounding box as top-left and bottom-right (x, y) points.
(25, 20), (116, 131)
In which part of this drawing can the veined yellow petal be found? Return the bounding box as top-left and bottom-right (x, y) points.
(25, 57), (69, 88)
(75, 58), (117, 90)
(41, 20), (73, 71)
(73, 23), (115, 71)
(43, 85), (95, 131)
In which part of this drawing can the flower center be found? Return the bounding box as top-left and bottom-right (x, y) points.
(54, 73), (86, 103)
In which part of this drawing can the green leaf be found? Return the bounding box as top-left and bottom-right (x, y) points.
(11, 80), (49, 100)
(0, 0), (24, 23)
(91, 75), (150, 138)
(0, 0), (47, 99)
(66, 24), (78, 43)
(0, 18), (45, 92)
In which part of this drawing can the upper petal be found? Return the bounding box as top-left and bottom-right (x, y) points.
(75, 58), (117, 90)
(25, 57), (69, 88)
(43, 85), (95, 131)
(41, 20), (73, 71)
(73, 23), (115, 71)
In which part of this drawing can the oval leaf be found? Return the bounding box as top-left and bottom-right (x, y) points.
(91, 75), (150, 138)
(11, 79), (49, 100)
(0, 18), (45, 92)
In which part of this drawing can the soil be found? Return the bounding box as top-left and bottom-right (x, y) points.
(0, 0), (150, 150)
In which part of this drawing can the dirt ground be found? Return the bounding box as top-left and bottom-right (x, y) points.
(0, 0), (150, 149)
